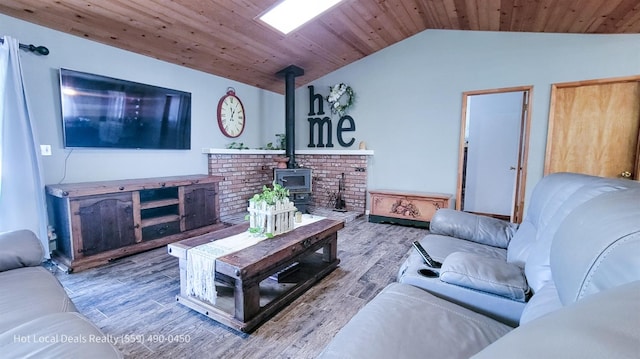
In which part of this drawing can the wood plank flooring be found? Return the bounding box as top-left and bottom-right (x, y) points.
(54, 217), (429, 358)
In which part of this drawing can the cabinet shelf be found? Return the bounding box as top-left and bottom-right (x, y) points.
(141, 214), (181, 228)
(140, 198), (180, 209)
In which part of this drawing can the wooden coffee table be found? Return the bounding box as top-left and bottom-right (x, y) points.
(167, 218), (344, 332)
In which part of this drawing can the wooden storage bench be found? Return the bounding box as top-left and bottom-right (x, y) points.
(368, 190), (452, 228)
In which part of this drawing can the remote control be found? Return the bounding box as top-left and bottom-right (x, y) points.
(412, 241), (442, 268)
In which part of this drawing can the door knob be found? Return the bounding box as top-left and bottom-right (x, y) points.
(621, 171), (632, 178)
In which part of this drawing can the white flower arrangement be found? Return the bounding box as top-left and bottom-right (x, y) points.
(326, 83), (355, 116)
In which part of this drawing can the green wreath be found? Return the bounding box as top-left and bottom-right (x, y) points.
(326, 83), (355, 116)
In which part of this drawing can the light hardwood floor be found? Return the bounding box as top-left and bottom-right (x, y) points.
(54, 216), (429, 358)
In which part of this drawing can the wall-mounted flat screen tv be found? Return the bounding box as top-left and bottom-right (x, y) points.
(59, 68), (191, 149)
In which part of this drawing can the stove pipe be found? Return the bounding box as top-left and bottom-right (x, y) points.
(276, 65), (304, 169)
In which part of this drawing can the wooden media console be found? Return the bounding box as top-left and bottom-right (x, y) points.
(46, 174), (225, 272)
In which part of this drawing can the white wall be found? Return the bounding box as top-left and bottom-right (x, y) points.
(299, 30), (640, 207)
(3, 13), (640, 210)
(0, 14), (284, 185)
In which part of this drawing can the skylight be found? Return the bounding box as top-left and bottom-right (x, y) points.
(259, 0), (344, 34)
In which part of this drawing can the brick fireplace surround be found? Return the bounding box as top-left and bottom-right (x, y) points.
(205, 149), (374, 218)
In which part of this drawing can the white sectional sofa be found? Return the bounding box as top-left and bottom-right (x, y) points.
(319, 173), (640, 358)
(0, 230), (121, 358)
(398, 172), (639, 326)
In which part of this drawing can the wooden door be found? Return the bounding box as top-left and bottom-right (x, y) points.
(545, 77), (640, 179)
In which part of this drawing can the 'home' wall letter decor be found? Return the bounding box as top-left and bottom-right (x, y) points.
(307, 85), (357, 148)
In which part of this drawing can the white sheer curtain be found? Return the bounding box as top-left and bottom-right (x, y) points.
(0, 36), (49, 256)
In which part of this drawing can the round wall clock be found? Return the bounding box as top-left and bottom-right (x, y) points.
(217, 88), (246, 138)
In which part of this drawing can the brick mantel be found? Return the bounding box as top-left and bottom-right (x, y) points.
(204, 149), (374, 218)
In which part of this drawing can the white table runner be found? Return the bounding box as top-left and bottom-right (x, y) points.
(186, 214), (325, 304)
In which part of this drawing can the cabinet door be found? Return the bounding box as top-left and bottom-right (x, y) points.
(73, 193), (137, 256)
(183, 183), (219, 230)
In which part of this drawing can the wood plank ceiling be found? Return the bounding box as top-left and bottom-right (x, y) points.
(1, 0), (639, 93)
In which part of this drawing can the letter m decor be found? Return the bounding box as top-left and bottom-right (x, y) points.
(307, 117), (334, 148)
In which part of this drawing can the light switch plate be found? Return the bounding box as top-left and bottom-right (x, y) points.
(40, 145), (52, 156)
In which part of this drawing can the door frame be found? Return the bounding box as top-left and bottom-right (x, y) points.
(456, 85), (533, 223)
(545, 74), (640, 179)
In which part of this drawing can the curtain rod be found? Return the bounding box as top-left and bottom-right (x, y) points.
(0, 38), (49, 55)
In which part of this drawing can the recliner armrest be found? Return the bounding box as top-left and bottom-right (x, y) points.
(472, 281), (640, 359)
(0, 230), (44, 272)
(430, 209), (518, 248)
(439, 251), (529, 302)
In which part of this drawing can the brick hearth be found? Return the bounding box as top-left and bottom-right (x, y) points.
(206, 150), (372, 218)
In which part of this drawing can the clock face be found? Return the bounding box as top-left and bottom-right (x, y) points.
(217, 90), (245, 138)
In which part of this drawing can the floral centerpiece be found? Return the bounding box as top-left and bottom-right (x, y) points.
(247, 183), (297, 237)
(326, 83), (355, 116)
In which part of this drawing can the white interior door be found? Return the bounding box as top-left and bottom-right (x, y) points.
(463, 92), (524, 216)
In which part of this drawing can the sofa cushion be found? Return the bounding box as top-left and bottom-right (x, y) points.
(429, 209), (518, 249)
(318, 283), (513, 359)
(524, 176), (638, 293)
(0, 266), (76, 333)
(0, 312), (122, 358)
(420, 234), (507, 262)
(439, 252), (529, 302)
(507, 173), (634, 270)
(519, 187), (640, 325)
(551, 188), (640, 305)
(506, 173), (597, 266)
(473, 281), (640, 359)
(505, 222), (536, 267)
(0, 229), (43, 272)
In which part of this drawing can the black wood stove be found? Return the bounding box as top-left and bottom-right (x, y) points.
(274, 168), (312, 213)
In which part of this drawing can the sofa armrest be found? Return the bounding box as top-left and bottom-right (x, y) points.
(318, 282), (513, 359)
(0, 230), (44, 272)
(472, 281), (640, 359)
(439, 252), (529, 302)
(430, 209), (519, 248)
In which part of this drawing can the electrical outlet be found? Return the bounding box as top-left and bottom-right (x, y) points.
(365, 209), (370, 215)
(40, 145), (52, 156)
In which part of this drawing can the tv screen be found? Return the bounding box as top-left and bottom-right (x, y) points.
(59, 68), (191, 149)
